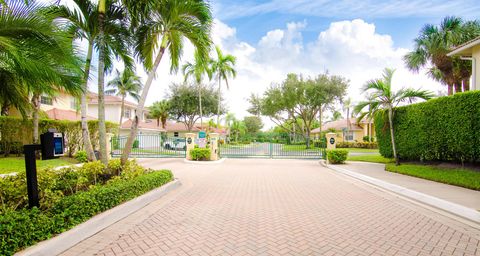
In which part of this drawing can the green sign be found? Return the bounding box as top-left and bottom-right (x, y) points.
(199, 131), (206, 139)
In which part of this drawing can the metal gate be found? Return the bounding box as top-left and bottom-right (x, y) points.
(111, 134), (186, 158)
(219, 133), (326, 159)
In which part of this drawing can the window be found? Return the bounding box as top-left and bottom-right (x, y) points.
(344, 131), (354, 141)
(124, 109), (131, 118)
(40, 96), (53, 105)
(174, 132), (179, 137)
(70, 98), (78, 109)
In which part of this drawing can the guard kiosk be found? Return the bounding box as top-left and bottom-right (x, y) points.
(40, 129), (65, 160)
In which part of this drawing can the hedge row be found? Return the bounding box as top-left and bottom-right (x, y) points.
(0, 170), (173, 255)
(337, 141), (378, 149)
(0, 116), (118, 156)
(374, 91), (480, 163)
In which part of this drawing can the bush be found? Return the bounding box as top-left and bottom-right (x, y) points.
(362, 136), (375, 142)
(190, 148), (211, 161)
(375, 91), (480, 163)
(337, 141), (378, 149)
(132, 139), (139, 148)
(327, 149), (348, 164)
(0, 170), (173, 255)
(0, 117), (118, 157)
(74, 150), (88, 163)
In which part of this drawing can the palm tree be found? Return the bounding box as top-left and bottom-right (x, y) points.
(106, 69), (142, 125)
(53, 0), (133, 162)
(120, 0), (212, 165)
(182, 50), (212, 129)
(354, 94), (378, 142)
(0, 0), (83, 144)
(210, 46), (236, 128)
(330, 110), (342, 122)
(356, 68), (434, 165)
(150, 100), (170, 128)
(342, 97), (352, 142)
(404, 17), (480, 95)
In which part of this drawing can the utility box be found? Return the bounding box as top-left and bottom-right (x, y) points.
(40, 129), (65, 160)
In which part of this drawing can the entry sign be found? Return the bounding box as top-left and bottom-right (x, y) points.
(199, 131), (206, 139)
(329, 138), (335, 145)
(198, 131), (207, 148)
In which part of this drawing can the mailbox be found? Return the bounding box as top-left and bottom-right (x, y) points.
(40, 129), (65, 160)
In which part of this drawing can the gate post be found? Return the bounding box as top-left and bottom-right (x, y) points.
(185, 133), (195, 160)
(210, 133), (219, 160)
(326, 133), (337, 150)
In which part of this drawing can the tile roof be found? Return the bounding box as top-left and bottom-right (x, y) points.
(45, 108), (95, 121)
(311, 118), (364, 133)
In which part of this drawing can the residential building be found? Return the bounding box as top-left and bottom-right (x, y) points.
(310, 118), (375, 142)
(447, 36), (480, 91)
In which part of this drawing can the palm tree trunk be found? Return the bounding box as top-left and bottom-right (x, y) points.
(199, 83), (203, 130)
(448, 84), (453, 95)
(454, 83), (462, 94)
(388, 107), (399, 165)
(119, 95), (125, 125)
(217, 74), (221, 128)
(463, 78), (470, 91)
(121, 37), (168, 165)
(369, 119), (372, 142)
(97, 0), (107, 164)
(32, 94), (40, 144)
(81, 41), (96, 161)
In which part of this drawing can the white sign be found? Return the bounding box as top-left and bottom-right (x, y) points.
(198, 138), (207, 148)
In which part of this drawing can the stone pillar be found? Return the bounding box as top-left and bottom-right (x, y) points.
(185, 133), (195, 160)
(326, 133), (337, 150)
(209, 133), (219, 161)
(106, 133), (113, 160)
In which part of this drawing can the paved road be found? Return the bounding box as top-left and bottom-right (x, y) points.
(62, 159), (480, 256)
(221, 143), (323, 158)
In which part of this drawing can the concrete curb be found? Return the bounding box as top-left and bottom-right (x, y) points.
(320, 161), (480, 224)
(183, 158), (226, 164)
(16, 179), (181, 256)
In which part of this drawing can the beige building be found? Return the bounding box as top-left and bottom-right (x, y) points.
(311, 118), (375, 143)
(447, 36), (480, 91)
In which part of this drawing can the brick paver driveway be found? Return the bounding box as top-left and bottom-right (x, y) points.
(63, 159), (480, 256)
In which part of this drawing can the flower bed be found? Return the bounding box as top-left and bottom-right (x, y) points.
(0, 160), (173, 255)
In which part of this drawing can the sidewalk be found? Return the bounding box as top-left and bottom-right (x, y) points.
(340, 161), (480, 211)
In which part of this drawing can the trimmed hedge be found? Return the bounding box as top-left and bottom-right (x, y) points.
(374, 91), (480, 163)
(190, 147), (211, 161)
(0, 170), (173, 255)
(327, 149), (348, 164)
(337, 141), (378, 149)
(0, 117), (118, 156)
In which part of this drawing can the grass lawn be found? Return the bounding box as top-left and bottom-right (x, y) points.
(342, 148), (379, 153)
(386, 163), (480, 191)
(0, 157), (78, 175)
(347, 154), (395, 164)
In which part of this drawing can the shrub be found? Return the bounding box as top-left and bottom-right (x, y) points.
(375, 91), (480, 163)
(190, 148), (211, 161)
(362, 136), (375, 142)
(327, 149), (348, 164)
(337, 141), (378, 149)
(132, 139), (139, 148)
(74, 150), (88, 163)
(0, 170), (173, 255)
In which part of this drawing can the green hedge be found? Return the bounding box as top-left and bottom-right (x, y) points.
(374, 91), (480, 163)
(337, 141), (378, 149)
(190, 147), (211, 161)
(0, 117), (118, 156)
(327, 149), (348, 164)
(0, 170), (173, 255)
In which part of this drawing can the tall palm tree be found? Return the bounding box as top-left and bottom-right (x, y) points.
(52, 0), (133, 162)
(182, 50), (212, 129)
(149, 100), (170, 128)
(356, 68), (434, 165)
(106, 69), (142, 125)
(210, 46), (236, 128)
(354, 94), (379, 142)
(120, 0), (212, 165)
(0, 0), (83, 144)
(404, 16), (480, 95)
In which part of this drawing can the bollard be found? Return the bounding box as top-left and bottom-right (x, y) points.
(24, 144), (42, 208)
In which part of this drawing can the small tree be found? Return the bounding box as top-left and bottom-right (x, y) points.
(168, 83), (222, 131)
(261, 73), (347, 148)
(149, 100), (170, 128)
(356, 68), (434, 165)
(106, 69), (142, 125)
(243, 116), (263, 134)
